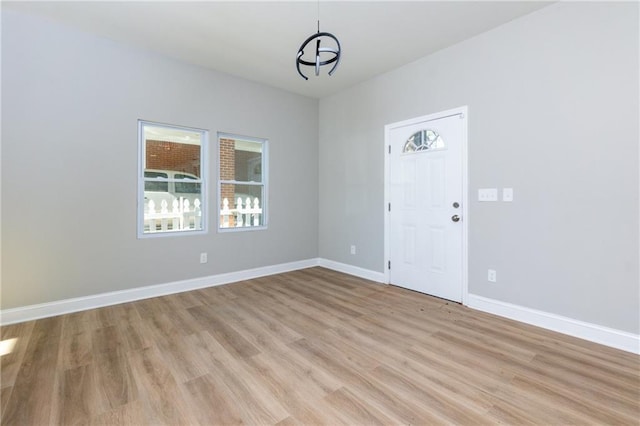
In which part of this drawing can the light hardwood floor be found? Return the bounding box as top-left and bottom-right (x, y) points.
(1, 267), (639, 425)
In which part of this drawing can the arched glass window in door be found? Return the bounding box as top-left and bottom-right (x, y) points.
(403, 129), (445, 153)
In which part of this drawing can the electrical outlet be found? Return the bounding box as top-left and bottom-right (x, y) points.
(200, 252), (208, 264)
(503, 188), (514, 202)
(478, 188), (498, 202)
(350, 245), (356, 255)
(488, 269), (497, 282)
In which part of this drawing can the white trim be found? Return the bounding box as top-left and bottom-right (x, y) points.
(137, 120), (209, 239)
(0, 258), (319, 325)
(3, 257), (636, 355)
(318, 259), (386, 284)
(216, 132), (269, 232)
(460, 109), (469, 305)
(467, 294), (640, 355)
(384, 124), (391, 282)
(383, 106), (469, 304)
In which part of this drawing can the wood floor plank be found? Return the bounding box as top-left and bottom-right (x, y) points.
(60, 309), (100, 339)
(324, 326), (499, 414)
(531, 350), (640, 400)
(95, 303), (142, 329)
(187, 305), (261, 358)
(93, 349), (138, 410)
(369, 364), (494, 425)
(156, 336), (210, 383)
(0, 320), (35, 341)
(92, 325), (125, 355)
(193, 282), (239, 306)
(116, 321), (153, 353)
(526, 353), (640, 416)
(185, 330), (290, 424)
(288, 337), (447, 425)
(1, 316), (63, 426)
(322, 386), (398, 425)
(212, 301), (303, 355)
(54, 364), (111, 425)
(229, 294), (304, 343)
(274, 273), (369, 318)
(139, 312), (183, 346)
(309, 327), (383, 372)
(1, 386), (13, 417)
(132, 296), (175, 319)
(59, 329), (93, 370)
(163, 291), (205, 311)
(230, 285), (333, 338)
(507, 373), (638, 424)
(239, 352), (346, 425)
(127, 346), (197, 425)
(1, 267), (638, 425)
(420, 326), (640, 420)
(0, 320), (35, 389)
(259, 347), (344, 395)
(270, 276), (364, 322)
(87, 400), (147, 426)
(182, 373), (244, 426)
(244, 283), (348, 336)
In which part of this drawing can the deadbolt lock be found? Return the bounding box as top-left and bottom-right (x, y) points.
(453, 202), (460, 208)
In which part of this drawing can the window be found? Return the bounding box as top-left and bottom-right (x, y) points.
(138, 121), (208, 237)
(218, 133), (267, 230)
(403, 129), (445, 153)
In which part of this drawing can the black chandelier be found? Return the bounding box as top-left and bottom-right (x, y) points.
(296, 19), (341, 80)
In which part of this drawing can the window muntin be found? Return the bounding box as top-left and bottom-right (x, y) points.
(403, 129), (445, 153)
(138, 121), (208, 237)
(218, 133), (267, 231)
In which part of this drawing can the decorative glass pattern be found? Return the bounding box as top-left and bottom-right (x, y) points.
(403, 129), (445, 153)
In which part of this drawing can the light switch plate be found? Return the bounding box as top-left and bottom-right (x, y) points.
(478, 188), (498, 201)
(503, 188), (514, 202)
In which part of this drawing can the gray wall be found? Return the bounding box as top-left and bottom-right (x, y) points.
(1, 10), (319, 309)
(319, 2), (639, 333)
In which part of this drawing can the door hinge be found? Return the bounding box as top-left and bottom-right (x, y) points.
(388, 203), (391, 212)
(388, 145), (391, 154)
(388, 260), (391, 270)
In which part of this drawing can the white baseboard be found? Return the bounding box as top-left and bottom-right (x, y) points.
(5, 259), (635, 355)
(318, 258), (386, 284)
(467, 294), (640, 355)
(0, 258), (385, 325)
(0, 258), (320, 325)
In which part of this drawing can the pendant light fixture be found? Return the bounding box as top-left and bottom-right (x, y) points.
(296, 0), (341, 80)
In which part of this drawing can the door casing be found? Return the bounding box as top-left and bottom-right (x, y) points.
(383, 106), (469, 305)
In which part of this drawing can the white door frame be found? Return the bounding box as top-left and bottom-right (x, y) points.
(383, 106), (469, 306)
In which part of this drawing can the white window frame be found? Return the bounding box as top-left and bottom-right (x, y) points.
(137, 120), (209, 238)
(217, 132), (268, 232)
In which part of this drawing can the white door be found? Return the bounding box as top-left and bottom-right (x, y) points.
(388, 112), (464, 302)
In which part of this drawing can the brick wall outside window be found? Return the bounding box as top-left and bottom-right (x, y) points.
(146, 140), (201, 176)
(219, 138), (236, 206)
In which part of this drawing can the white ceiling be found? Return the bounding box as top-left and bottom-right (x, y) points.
(3, 1), (552, 99)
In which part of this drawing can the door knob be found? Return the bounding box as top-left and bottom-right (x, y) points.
(451, 215), (460, 222)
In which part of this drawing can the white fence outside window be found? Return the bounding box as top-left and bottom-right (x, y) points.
(144, 198), (201, 233)
(144, 197), (262, 232)
(220, 197), (263, 228)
